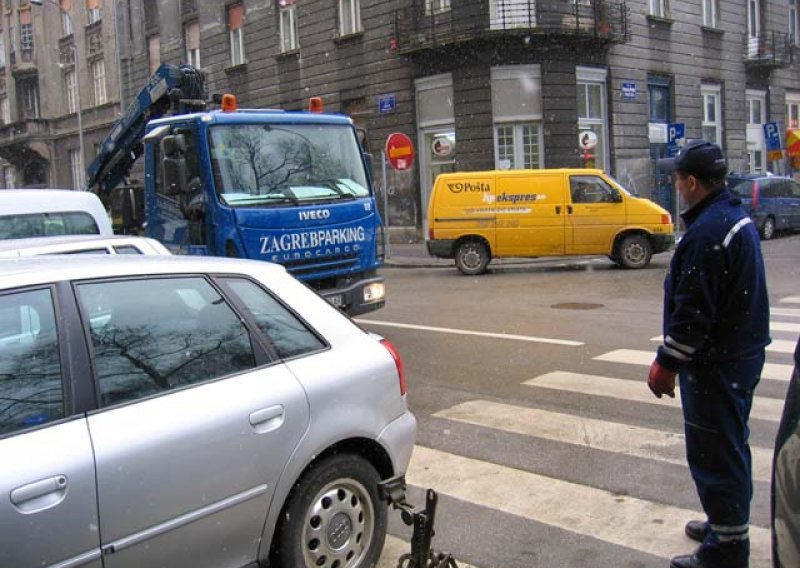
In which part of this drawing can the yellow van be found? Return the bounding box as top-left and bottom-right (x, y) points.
(426, 169), (675, 275)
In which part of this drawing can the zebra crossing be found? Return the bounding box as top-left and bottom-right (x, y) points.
(377, 296), (798, 568)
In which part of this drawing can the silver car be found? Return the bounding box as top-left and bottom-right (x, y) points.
(0, 256), (416, 568)
(0, 235), (171, 257)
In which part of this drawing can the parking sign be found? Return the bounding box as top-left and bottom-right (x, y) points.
(763, 122), (783, 161)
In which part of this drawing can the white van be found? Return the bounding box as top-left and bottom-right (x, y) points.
(0, 190), (113, 240)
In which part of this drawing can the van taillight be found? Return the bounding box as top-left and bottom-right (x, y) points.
(428, 227), (434, 240)
(661, 214), (671, 225)
(752, 181), (759, 208)
(380, 338), (407, 396)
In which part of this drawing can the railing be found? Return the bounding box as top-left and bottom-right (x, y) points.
(745, 31), (794, 68)
(395, 0), (629, 53)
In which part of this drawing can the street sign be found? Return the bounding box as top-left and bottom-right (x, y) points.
(622, 83), (637, 100)
(379, 95), (396, 114)
(578, 130), (598, 150)
(385, 132), (415, 171)
(764, 122), (783, 161)
(667, 123), (685, 157)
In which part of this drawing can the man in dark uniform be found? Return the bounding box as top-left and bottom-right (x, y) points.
(647, 140), (771, 568)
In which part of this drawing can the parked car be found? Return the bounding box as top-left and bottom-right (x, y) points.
(726, 174), (800, 240)
(0, 190), (113, 240)
(0, 235), (171, 257)
(772, 337), (800, 567)
(0, 256), (416, 568)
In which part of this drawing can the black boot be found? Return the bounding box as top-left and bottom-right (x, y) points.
(684, 520), (710, 543)
(669, 540), (749, 568)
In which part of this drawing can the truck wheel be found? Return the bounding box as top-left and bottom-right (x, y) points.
(270, 454), (387, 568)
(760, 217), (775, 240)
(617, 234), (652, 269)
(455, 241), (490, 275)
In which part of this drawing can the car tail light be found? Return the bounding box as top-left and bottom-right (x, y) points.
(380, 338), (407, 396)
(661, 213), (671, 225)
(428, 226), (434, 240)
(752, 181), (759, 209)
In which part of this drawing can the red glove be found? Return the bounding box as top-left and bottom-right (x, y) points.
(648, 360), (676, 399)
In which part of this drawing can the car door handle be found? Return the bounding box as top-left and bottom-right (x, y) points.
(10, 475), (68, 513)
(567, 205), (574, 214)
(249, 405), (285, 434)
(555, 206), (561, 214)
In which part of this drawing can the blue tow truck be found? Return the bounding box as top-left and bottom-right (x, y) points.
(86, 64), (385, 315)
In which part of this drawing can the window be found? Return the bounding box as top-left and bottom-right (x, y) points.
(339, 0), (362, 36)
(788, 93), (800, 129)
(86, 0), (101, 24)
(0, 212), (99, 239)
(577, 67), (609, 171)
(702, 0), (716, 27)
(185, 21), (200, 67)
(491, 65), (543, 169)
(746, 90), (766, 173)
(20, 10), (32, 52)
(0, 31), (4, 66)
(279, 2), (299, 52)
(223, 278), (325, 359)
(701, 84), (722, 145)
(426, 0), (451, 13)
(91, 59), (106, 105)
(70, 148), (84, 190)
(570, 175), (621, 204)
(228, 3), (245, 66)
(77, 277), (257, 407)
(791, 0), (798, 44)
(2, 166), (13, 189)
(64, 69), (77, 114)
(650, 0), (668, 18)
(0, 97), (9, 124)
(148, 35), (160, 74)
(648, 81), (670, 123)
(491, 0), (535, 29)
(60, 0), (73, 36)
(21, 80), (40, 119)
(0, 289), (64, 436)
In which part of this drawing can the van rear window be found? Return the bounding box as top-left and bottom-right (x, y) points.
(0, 212), (100, 240)
(727, 178), (754, 199)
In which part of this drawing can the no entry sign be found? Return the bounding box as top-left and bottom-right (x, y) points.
(385, 132), (415, 171)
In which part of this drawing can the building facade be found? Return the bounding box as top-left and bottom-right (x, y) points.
(1, 0), (797, 239)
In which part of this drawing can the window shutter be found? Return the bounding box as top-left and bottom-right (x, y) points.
(228, 3), (244, 30)
(186, 22), (199, 49)
(60, 0), (73, 10)
(19, 10), (31, 25)
(86, 0), (100, 10)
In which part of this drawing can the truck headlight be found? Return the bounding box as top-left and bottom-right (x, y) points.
(363, 282), (386, 303)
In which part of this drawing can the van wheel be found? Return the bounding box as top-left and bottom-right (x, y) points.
(270, 454), (386, 568)
(455, 241), (490, 275)
(617, 234), (652, 269)
(760, 217), (775, 240)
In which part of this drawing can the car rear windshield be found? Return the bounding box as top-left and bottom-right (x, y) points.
(727, 177), (755, 199)
(0, 212), (100, 240)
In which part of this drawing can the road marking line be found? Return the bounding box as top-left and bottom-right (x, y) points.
(769, 322), (800, 333)
(406, 447), (771, 566)
(379, 535), (476, 568)
(433, 400), (773, 482)
(595, 349), (793, 382)
(523, 371), (785, 422)
(772, 307), (800, 317)
(780, 296), (800, 304)
(355, 320), (584, 346)
(649, 336), (797, 354)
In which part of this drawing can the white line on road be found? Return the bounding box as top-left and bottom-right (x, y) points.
(780, 296), (800, 304)
(355, 319), (584, 346)
(772, 307), (800, 317)
(595, 349), (794, 382)
(433, 400), (773, 482)
(649, 336), (797, 354)
(406, 446), (771, 566)
(769, 322), (800, 333)
(523, 371), (785, 422)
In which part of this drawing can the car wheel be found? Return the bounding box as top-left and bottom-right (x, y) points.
(617, 234), (652, 269)
(454, 240), (490, 275)
(271, 454), (387, 568)
(760, 217), (775, 240)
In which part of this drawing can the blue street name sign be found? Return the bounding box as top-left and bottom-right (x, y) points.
(622, 83), (637, 100)
(379, 95), (396, 114)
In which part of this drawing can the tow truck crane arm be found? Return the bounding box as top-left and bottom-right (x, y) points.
(85, 63), (206, 194)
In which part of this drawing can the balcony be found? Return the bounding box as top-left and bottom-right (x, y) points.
(11, 48), (38, 78)
(394, 0), (629, 54)
(744, 31), (794, 70)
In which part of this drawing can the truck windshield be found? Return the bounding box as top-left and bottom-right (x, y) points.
(208, 123), (370, 207)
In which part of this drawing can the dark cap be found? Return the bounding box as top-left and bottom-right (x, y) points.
(657, 139), (728, 180)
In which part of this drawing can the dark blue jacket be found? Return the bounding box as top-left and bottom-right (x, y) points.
(657, 188), (770, 371)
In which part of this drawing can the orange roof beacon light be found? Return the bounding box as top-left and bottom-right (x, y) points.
(309, 97), (324, 113)
(221, 94), (238, 112)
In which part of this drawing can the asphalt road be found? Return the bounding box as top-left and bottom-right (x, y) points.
(364, 234), (800, 568)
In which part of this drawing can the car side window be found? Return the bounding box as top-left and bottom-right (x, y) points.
(223, 277), (325, 359)
(112, 245), (143, 254)
(761, 180), (782, 198)
(570, 176), (620, 204)
(0, 212), (100, 240)
(788, 181), (800, 197)
(77, 277), (257, 407)
(0, 288), (64, 435)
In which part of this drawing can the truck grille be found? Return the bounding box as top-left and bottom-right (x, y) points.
(284, 251), (360, 276)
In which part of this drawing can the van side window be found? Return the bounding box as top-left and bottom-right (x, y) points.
(0, 212), (100, 240)
(0, 288), (64, 435)
(761, 180), (784, 198)
(788, 180), (800, 197)
(570, 176), (620, 204)
(77, 277), (257, 407)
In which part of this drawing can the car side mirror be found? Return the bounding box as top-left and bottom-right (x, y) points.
(163, 157), (189, 195)
(162, 134), (186, 158)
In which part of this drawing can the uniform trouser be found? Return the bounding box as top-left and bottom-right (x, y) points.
(679, 352), (764, 548)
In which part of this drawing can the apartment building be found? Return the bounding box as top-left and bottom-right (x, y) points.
(1, 0), (797, 238)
